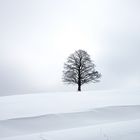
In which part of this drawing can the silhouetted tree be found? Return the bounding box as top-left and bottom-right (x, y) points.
(63, 50), (101, 91)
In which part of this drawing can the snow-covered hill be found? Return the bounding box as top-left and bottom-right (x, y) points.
(1, 89), (140, 121)
(2, 119), (140, 140)
(0, 89), (140, 140)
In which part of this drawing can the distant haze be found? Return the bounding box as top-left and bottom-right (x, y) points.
(0, 0), (140, 95)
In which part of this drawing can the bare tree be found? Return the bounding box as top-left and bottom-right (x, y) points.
(63, 50), (101, 91)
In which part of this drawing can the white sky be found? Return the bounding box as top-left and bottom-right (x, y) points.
(0, 0), (140, 95)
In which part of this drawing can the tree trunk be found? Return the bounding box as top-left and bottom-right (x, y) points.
(78, 67), (81, 92)
(78, 84), (81, 92)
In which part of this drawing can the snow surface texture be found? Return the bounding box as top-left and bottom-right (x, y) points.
(0, 89), (140, 140)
